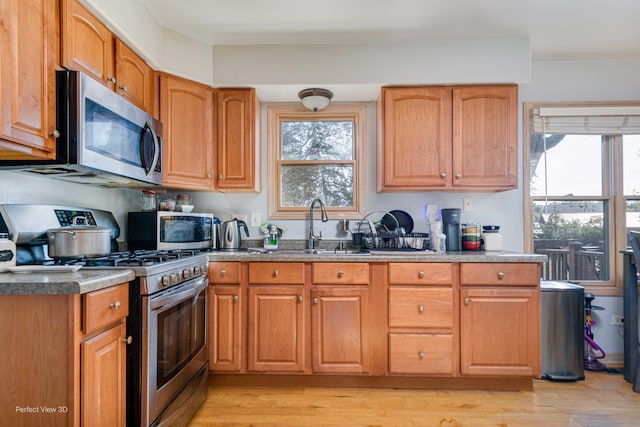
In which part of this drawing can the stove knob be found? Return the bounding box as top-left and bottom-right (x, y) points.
(172, 272), (180, 283)
(161, 275), (171, 287)
(194, 266), (201, 275)
(183, 269), (191, 279)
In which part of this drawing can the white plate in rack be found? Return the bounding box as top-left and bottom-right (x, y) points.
(8, 265), (82, 274)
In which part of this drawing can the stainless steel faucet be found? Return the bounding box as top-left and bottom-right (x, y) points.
(308, 198), (329, 249)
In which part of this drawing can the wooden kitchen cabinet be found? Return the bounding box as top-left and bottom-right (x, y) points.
(0, 0), (58, 160)
(215, 88), (261, 192)
(459, 263), (541, 377)
(247, 262), (306, 372)
(387, 263), (456, 375)
(311, 263), (370, 374)
(209, 262), (244, 372)
(61, 0), (156, 114)
(377, 85), (517, 191)
(160, 73), (215, 189)
(0, 282), (129, 427)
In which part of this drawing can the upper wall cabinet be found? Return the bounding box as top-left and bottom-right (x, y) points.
(215, 88), (260, 192)
(0, 0), (58, 160)
(61, 0), (155, 115)
(160, 73), (215, 189)
(377, 85), (517, 192)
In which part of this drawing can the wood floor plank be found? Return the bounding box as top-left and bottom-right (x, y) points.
(189, 372), (640, 426)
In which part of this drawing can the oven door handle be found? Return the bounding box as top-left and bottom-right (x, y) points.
(150, 276), (208, 311)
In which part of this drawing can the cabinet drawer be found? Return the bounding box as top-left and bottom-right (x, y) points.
(210, 262), (241, 284)
(388, 263), (452, 285)
(389, 333), (454, 375)
(460, 263), (539, 286)
(389, 288), (453, 329)
(249, 262), (305, 284)
(312, 263), (369, 285)
(83, 283), (128, 335)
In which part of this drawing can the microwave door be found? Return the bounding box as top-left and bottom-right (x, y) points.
(141, 121), (160, 176)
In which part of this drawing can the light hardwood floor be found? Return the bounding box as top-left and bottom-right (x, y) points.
(189, 372), (640, 426)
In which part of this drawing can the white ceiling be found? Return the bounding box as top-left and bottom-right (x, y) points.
(138, 0), (640, 61)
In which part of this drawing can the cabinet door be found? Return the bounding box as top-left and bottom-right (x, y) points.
(216, 88), (260, 192)
(0, 0), (57, 159)
(160, 73), (214, 189)
(81, 322), (127, 427)
(61, 0), (115, 89)
(115, 39), (155, 115)
(377, 87), (451, 191)
(311, 288), (370, 374)
(452, 85), (517, 189)
(247, 286), (306, 372)
(210, 286), (243, 372)
(460, 287), (540, 377)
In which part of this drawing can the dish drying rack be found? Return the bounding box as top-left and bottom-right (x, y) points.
(353, 210), (429, 251)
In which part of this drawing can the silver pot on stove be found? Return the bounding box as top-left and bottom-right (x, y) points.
(46, 216), (111, 258)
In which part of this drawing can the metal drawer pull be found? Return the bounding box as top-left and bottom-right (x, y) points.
(49, 129), (60, 138)
(313, 297), (319, 304)
(107, 76), (116, 84)
(418, 305), (425, 312)
(497, 272), (505, 279)
(123, 336), (133, 345)
(455, 173), (462, 179)
(464, 297), (471, 305)
(233, 295), (239, 302)
(418, 271), (425, 278)
(418, 351), (425, 358)
(119, 85), (128, 92)
(297, 295), (303, 302)
(220, 270), (227, 277)
(273, 269), (279, 277)
(440, 172), (447, 178)
(337, 271), (344, 277)
(109, 301), (121, 310)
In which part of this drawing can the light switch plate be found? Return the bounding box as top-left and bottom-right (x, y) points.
(251, 212), (261, 227)
(232, 213), (248, 223)
(463, 197), (473, 212)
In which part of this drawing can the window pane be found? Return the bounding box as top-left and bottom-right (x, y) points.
(281, 165), (353, 207)
(530, 134), (603, 196)
(282, 121), (353, 160)
(623, 135), (640, 196)
(627, 199), (640, 234)
(532, 200), (609, 281)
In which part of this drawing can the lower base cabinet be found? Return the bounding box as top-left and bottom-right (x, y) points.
(389, 333), (454, 375)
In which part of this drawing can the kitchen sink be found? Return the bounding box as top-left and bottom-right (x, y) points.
(250, 249), (369, 256)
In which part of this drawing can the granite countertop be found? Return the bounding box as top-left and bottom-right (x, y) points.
(207, 249), (547, 263)
(0, 268), (135, 295)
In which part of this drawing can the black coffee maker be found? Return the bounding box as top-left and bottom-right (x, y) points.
(441, 208), (461, 251)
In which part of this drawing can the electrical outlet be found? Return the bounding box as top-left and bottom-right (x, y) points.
(250, 212), (261, 227)
(611, 314), (624, 326)
(463, 197), (473, 212)
(232, 213), (248, 223)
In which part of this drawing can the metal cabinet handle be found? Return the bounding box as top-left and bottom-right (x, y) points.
(418, 304), (425, 312)
(418, 271), (425, 278)
(464, 297), (471, 305)
(123, 336), (133, 345)
(49, 130), (60, 138)
(107, 76), (116, 84)
(118, 85), (128, 92)
(497, 272), (505, 280)
(455, 173), (461, 179)
(418, 351), (425, 359)
(337, 271), (344, 278)
(233, 295), (239, 302)
(440, 172), (447, 178)
(297, 295), (303, 302)
(207, 173), (213, 179)
(220, 270), (227, 277)
(273, 269), (279, 277)
(218, 174), (223, 179)
(313, 297), (319, 304)
(109, 301), (121, 310)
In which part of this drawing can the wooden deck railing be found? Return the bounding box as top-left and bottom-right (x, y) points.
(536, 242), (606, 281)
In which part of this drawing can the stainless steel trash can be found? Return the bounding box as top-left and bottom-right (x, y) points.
(541, 281), (585, 381)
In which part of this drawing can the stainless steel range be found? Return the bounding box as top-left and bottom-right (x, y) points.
(0, 204), (209, 427)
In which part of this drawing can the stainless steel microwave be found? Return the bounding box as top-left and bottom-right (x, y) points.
(0, 70), (163, 187)
(127, 211), (213, 251)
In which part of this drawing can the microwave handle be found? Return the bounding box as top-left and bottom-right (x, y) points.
(140, 121), (160, 176)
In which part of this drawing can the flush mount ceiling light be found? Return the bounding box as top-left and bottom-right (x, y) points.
(298, 88), (333, 112)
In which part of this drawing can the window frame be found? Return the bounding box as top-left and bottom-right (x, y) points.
(524, 101), (640, 296)
(267, 103), (367, 220)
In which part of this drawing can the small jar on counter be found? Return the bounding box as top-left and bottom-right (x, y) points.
(0, 233), (16, 272)
(141, 189), (157, 211)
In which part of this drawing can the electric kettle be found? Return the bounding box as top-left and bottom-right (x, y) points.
(221, 218), (249, 251)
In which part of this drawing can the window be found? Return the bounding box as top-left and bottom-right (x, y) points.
(524, 103), (640, 295)
(267, 104), (367, 219)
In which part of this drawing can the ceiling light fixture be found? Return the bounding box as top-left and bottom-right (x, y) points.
(298, 88), (333, 112)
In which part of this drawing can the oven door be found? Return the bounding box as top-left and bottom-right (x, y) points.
(144, 275), (208, 425)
